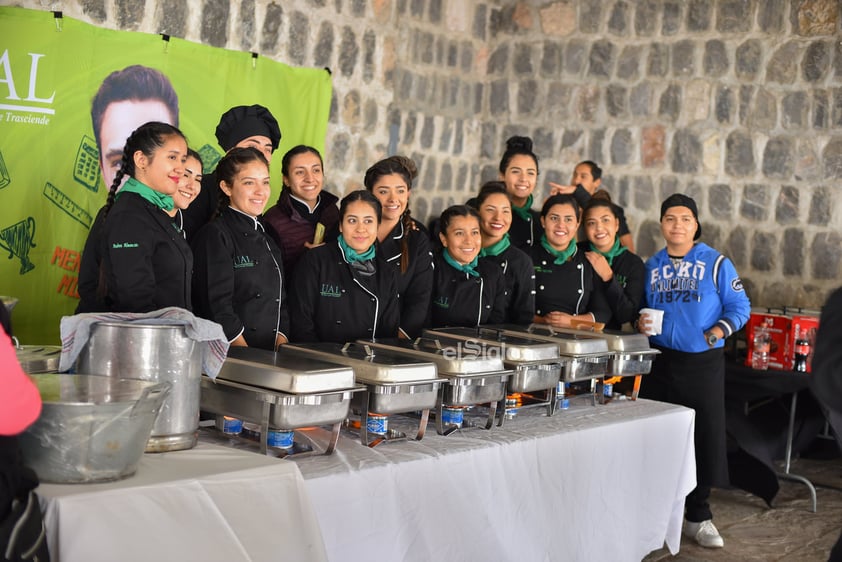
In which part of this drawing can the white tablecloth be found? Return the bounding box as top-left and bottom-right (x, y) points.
(36, 442), (327, 562)
(294, 398), (696, 562)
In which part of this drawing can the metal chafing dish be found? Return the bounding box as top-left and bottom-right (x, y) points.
(200, 347), (363, 455)
(284, 342), (445, 447)
(15, 344), (62, 374)
(359, 338), (512, 435)
(487, 324), (612, 382)
(422, 327), (565, 424)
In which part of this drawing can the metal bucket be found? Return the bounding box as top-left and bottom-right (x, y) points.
(76, 321), (202, 452)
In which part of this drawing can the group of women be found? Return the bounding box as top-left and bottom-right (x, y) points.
(76, 123), (752, 549)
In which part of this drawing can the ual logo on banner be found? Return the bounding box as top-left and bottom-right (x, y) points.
(0, 50), (56, 124)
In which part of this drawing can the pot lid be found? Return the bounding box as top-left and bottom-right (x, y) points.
(15, 345), (62, 374)
(422, 327), (561, 362)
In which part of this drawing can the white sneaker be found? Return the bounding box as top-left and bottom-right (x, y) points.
(683, 519), (724, 548)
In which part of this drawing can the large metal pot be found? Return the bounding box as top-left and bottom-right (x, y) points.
(18, 374), (169, 483)
(76, 321), (202, 452)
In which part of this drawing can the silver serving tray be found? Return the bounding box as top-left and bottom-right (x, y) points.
(441, 372), (510, 407)
(359, 338), (506, 375)
(200, 376), (363, 429)
(218, 346), (355, 393)
(509, 362), (563, 392)
(353, 379), (445, 414)
(284, 342), (437, 383)
(490, 324), (611, 355)
(422, 327), (561, 363)
(16, 345), (62, 374)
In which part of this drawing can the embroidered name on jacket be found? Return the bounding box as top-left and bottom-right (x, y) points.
(649, 259), (706, 292)
(233, 255), (255, 268)
(320, 283), (342, 298)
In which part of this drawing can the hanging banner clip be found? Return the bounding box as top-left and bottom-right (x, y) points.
(251, 52), (258, 69)
(53, 11), (63, 32)
(161, 34), (170, 53)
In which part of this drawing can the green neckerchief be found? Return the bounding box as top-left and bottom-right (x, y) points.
(541, 234), (577, 265)
(479, 233), (511, 258)
(511, 194), (534, 221)
(443, 249), (480, 277)
(589, 238), (627, 266)
(116, 177), (174, 211)
(338, 236), (376, 263)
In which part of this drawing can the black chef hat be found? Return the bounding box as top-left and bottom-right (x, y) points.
(215, 104), (281, 152)
(660, 193), (702, 240)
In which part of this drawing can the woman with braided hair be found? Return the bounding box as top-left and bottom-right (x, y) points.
(364, 155), (434, 338)
(77, 121), (192, 313)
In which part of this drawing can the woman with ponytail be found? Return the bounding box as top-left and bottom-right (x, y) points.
(581, 197), (645, 330)
(474, 181), (535, 325)
(289, 190), (400, 343)
(497, 135), (544, 252)
(191, 147), (290, 351)
(77, 121), (192, 313)
(428, 205), (508, 329)
(364, 155), (433, 338)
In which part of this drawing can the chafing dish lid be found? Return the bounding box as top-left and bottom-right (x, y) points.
(358, 338), (506, 375)
(284, 342), (438, 383)
(486, 324), (610, 355)
(525, 324), (654, 353)
(217, 346), (356, 392)
(15, 345), (62, 374)
(422, 327), (560, 362)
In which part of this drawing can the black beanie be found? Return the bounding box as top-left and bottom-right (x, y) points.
(215, 104), (281, 151)
(660, 193), (701, 240)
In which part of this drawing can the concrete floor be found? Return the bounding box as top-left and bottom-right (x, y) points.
(644, 454), (842, 561)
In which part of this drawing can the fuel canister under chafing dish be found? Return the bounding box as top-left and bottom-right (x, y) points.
(486, 324), (612, 382)
(523, 325), (660, 377)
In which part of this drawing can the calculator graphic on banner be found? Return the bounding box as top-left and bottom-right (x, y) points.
(198, 144), (222, 174)
(73, 136), (101, 192)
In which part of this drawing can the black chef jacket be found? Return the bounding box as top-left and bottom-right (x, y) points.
(531, 243), (611, 324)
(428, 252), (509, 328)
(479, 244), (535, 325)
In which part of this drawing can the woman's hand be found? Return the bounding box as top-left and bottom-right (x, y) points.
(585, 251), (613, 282)
(543, 311), (574, 328)
(547, 182), (576, 197)
(230, 334), (248, 347)
(303, 241), (325, 249)
(703, 326), (725, 348)
(275, 333), (289, 350)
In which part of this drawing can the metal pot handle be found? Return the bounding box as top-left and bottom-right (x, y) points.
(411, 336), (443, 350)
(130, 382), (171, 418)
(341, 342), (375, 357)
(477, 327), (505, 341)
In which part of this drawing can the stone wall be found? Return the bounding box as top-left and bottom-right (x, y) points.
(12, 0), (842, 308)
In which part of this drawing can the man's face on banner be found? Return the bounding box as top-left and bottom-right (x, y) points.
(98, 99), (175, 189)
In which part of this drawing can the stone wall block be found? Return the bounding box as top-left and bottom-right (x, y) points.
(514, 43), (534, 75)
(751, 231), (777, 272)
(439, 161), (453, 191)
(541, 41), (561, 77)
(803, 41), (830, 82)
(409, 0), (424, 19)
(834, 39), (842, 81)
(438, 118), (453, 152)
(606, 84), (628, 118)
(715, 86), (734, 124)
(588, 129), (606, 162)
(81, 0), (107, 22)
(630, 82), (653, 116)
(634, 0), (659, 36)
(561, 129), (583, 151)
(608, 1), (630, 35)
(453, 119), (464, 155)
(330, 132), (350, 171)
(314, 22), (334, 69)
(735, 39), (761, 80)
(703, 39), (728, 77)
(758, 0), (786, 32)
(580, 0), (603, 33)
(795, 139), (821, 181)
(782, 91), (808, 129)
(636, 220), (664, 261)
(702, 132), (720, 173)
(632, 176), (655, 210)
(647, 43), (670, 77)
(795, 0), (838, 36)
(456, 162), (469, 193)
(659, 175), (680, 199)
(738, 85), (754, 124)
(566, 40), (587, 74)
(539, 2), (577, 36)
(709, 183), (732, 219)
(727, 226), (747, 268)
(611, 128), (633, 165)
(287, 11), (309, 65)
(641, 125), (665, 167)
(578, 86), (601, 122)
(588, 40), (615, 77)
(490, 79), (509, 116)
(546, 82), (572, 120)
(338, 26), (358, 77)
(686, 80), (711, 122)
(822, 136), (842, 178)
(813, 88), (829, 128)
(670, 130), (702, 173)
(517, 80), (538, 116)
(741, 183), (770, 221)
(749, 88), (778, 130)
(421, 155), (438, 192)
(258, 2), (281, 53)
(782, 228), (805, 275)
(533, 128), (555, 157)
(472, 4), (487, 40)
(688, 0), (713, 31)
(480, 122), (497, 159)
(716, 0), (753, 33)
(342, 90), (361, 126)
(702, 223), (721, 251)
(371, 0), (390, 22)
(616, 45), (642, 80)
(420, 115), (434, 149)
(419, 31), (434, 64)
(364, 98), (378, 130)
(414, 75), (430, 104)
(808, 185), (832, 226)
(202, 0), (230, 47)
(767, 42), (801, 84)
(658, 84), (682, 122)
(662, 0), (683, 35)
(762, 137), (795, 179)
(428, 0), (442, 23)
(362, 30), (375, 82)
(117, 0), (145, 30)
(672, 40), (695, 77)
(726, 130), (756, 176)
(157, 0), (188, 38)
(811, 232), (842, 280)
(776, 185), (800, 224)
(512, 3), (534, 30)
(834, 88), (842, 127)
(487, 44), (509, 75)
(460, 41), (474, 74)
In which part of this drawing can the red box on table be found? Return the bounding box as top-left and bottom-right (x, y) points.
(785, 312), (820, 372)
(744, 311), (791, 371)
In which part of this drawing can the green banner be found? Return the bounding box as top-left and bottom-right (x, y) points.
(0, 7), (332, 344)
